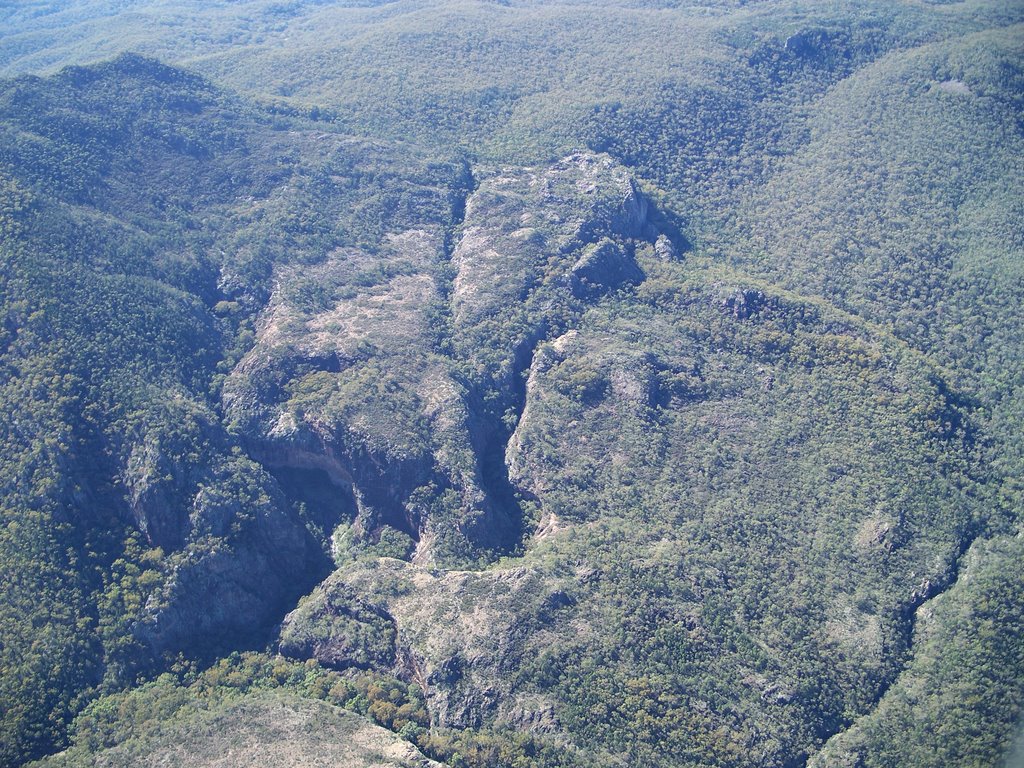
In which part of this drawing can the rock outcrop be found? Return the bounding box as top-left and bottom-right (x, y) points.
(278, 558), (577, 730)
(223, 152), (678, 566)
(133, 455), (330, 658)
(278, 581), (397, 671)
(570, 238), (644, 299)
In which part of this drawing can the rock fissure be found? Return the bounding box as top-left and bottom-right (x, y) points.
(222, 152), (674, 567)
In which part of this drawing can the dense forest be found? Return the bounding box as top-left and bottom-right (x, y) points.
(0, 1), (1022, 767)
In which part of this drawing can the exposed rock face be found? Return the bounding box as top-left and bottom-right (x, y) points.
(250, 414), (435, 540)
(785, 28), (833, 58)
(655, 233), (679, 261)
(570, 238), (644, 299)
(220, 219), (515, 564)
(124, 436), (191, 550)
(278, 559), (578, 730)
(279, 581), (396, 671)
(134, 455), (331, 657)
(449, 151), (661, 395)
(109, 393), (336, 659)
(720, 287), (767, 319)
(223, 152), (674, 566)
(119, 398), (221, 551)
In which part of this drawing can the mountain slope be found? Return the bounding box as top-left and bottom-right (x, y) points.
(0, 2), (1022, 767)
(0, 54), (470, 764)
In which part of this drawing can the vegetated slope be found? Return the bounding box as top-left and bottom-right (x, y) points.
(0, 3), (1022, 768)
(716, 24), (1024, 768)
(810, 536), (1024, 768)
(4, 0), (1023, 169)
(36, 688), (443, 768)
(728, 24), (1024, 468)
(0, 54), (473, 766)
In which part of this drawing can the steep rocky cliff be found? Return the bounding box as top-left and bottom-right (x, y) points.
(223, 151), (679, 567)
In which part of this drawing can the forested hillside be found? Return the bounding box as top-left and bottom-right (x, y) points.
(0, 1), (1022, 767)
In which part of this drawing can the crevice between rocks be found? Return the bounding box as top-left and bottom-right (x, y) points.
(430, 158), (476, 359)
(466, 327), (547, 557)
